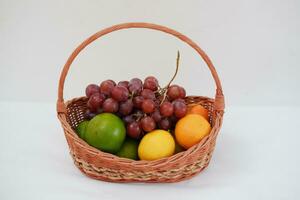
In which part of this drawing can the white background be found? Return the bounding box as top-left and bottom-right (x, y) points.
(0, 0), (300, 200)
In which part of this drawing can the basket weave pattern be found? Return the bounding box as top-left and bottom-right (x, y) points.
(57, 23), (225, 183)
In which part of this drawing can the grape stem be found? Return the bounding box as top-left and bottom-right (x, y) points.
(129, 91), (135, 100)
(160, 51), (180, 104)
(167, 51), (180, 88)
(132, 112), (143, 121)
(136, 115), (143, 122)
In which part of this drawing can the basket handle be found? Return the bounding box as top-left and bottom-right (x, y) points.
(57, 22), (225, 113)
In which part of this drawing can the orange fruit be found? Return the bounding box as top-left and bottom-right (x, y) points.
(187, 104), (209, 121)
(175, 114), (211, 149)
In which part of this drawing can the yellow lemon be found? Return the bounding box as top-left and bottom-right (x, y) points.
(138, 130), (175, 161)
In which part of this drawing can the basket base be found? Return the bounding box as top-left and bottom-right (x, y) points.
(75, 159), (210, 183)
(71, 151), (213, 183)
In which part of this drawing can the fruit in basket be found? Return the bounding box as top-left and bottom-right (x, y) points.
(103, 98), (119, 113)
(158, 118), (171, 130)
(140, 116), (156, 132)
(87, 93), (105, 112)
(151, 109), (162, 123)
(116, 138), (139, 160)
(85, 84), (100, 98)
(75, 120), (89, 139)
(85, 113), (126, 153)
(167, 85), (186, 100)
(133, 96), (144, 108)
(173, 99), (187, 118)
(119, 99), (134, 115)
(141, 99), (155, 113)
(167, 85), (181, 100)
(83, 52), (191, 152)
(141, 89), (155, 100)
(138, 130), (175, 161)
(160, 101), (174, 117)
(111, 85), (129, 102)
(143, 76), (159, 91)
(126, 121), (143, 139)
(187, 104), (209, 121)
(175, 114), (211, 149)
(128, 78), (143, 94)
(100, 80), (116, 96)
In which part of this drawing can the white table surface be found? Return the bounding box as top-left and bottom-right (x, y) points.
(0, 102), (299, 200)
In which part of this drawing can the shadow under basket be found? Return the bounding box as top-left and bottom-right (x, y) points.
(56, 22), (225, 183)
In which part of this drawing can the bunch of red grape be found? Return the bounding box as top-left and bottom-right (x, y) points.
(85, 76), (187, 139)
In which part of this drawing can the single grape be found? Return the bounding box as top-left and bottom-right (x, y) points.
(129, 78), (142, 85)
(141, 89), (155, 100)
(160, 101), (174, 117)
(159, 118), (171, 130)
(123, 115), (135, 124)
(178, 87), (186, 99)
(167, 85), (181, 100)
(99, 80), (115, 96)
(117, 80), (129, 89)
(127, 121), (142, 139)
(111, 85), (129, 102)
(85, 84), (100, 98)
(102, 98), (119, 113)
(141, 116), (156, 132)
(141, 99), (156, 113)
(133, 96), (144, 108)
(128, 78), (143, 94)
(87, 93), (105, 112)
(151, 109), (162, 122)
(173, 100), (187, 118)
(143, 76), (159, 91)
(119, 99), (133, 116)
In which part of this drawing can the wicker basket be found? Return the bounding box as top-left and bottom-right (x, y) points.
(57, 22), (225, 183)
